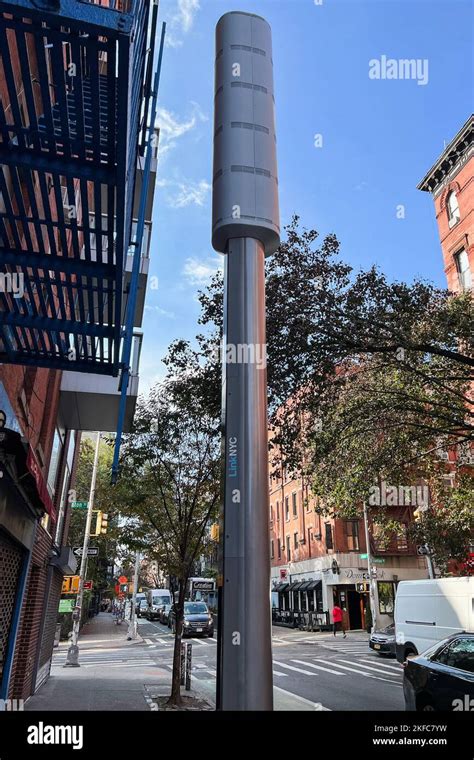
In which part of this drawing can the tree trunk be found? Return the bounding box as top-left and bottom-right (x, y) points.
(168, 579), (186, 706)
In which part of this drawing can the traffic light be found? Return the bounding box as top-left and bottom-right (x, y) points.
(90, 510), (108, 536)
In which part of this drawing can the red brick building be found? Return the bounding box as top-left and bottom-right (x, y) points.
(418, 114), (473, 293)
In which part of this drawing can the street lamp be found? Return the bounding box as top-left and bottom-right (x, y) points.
(212, 11), (280, 711)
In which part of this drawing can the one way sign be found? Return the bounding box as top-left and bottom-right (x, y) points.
(73, 547), (99, 558)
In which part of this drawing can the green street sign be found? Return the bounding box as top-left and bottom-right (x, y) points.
(71, 501), (88, 510)
(59, 598), (74, 613)
(359, 553), (368, 559)
(373, 558), (385, 564)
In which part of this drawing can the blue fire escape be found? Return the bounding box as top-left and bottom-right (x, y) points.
(0, 0), (165, 478)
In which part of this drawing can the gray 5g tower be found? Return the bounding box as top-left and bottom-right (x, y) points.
(212, 11), (280, 710)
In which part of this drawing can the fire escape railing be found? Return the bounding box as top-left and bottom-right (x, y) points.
(0, 0), (153, 374)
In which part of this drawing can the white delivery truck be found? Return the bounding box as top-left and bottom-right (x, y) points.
(394, 577), (474, 662)
(146, 588), (172, 620)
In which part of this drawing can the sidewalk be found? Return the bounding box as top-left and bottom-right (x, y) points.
(25, 613), (336, 711)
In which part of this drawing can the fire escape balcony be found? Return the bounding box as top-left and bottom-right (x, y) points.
(0, 0), (155, 375)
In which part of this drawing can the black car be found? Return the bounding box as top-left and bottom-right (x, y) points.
(403, 632), (474, 711)
(137, 599), (148, 618)
(169, 602), (214, 638)
(369, 623), (396, 656)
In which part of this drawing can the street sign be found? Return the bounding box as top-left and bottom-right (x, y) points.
(71, 501), (88, 510)
(73, 546), (99, 558)
(59, 598), (75, 613)
(84, 581), (93, 591)
(373, 558), (385, 564)
(359, 553), (368, 559)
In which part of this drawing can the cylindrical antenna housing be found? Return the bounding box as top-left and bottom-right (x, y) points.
(212, 11), (280, 256)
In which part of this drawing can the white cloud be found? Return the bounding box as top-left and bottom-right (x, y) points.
(183, 255), (222, 286)
(144, 304), (176, 319)
(166, 0), (201, 48)
(157, 177), (211, 208)
(155, 102), (208, 161)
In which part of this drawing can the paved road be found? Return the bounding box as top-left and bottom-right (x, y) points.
(52, 620), (404, 710)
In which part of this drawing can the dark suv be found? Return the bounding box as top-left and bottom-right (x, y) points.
(169, 601), (214, 638)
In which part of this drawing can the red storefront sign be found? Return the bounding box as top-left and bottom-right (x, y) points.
(27, 447), (56, 521)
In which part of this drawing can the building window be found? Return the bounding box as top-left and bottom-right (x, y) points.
(378, 581), (396, 615)
(271, 540), (274, 559)
(277, 538), (281, 558)
(325, 523), (333, 551)
(294, 532), (298, 549)
(446, 190), (460, 227)
(276, 501), (280, 521)
(285, 496), (289, 521)
(345, 520), (360, 551)
(292, 491), (297, 517)
(270, 505), (274, 524)
(455, 249), (472, 291)
(286, 535), (291, 560)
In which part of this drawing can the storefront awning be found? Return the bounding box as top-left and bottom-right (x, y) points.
(298, 580), (313, 591)
(306, 580), (322, 592)
(288, 581), (305, 592)
(273, 582), (289, 592)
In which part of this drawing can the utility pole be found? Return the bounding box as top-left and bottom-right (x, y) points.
(64, 431), (101, 667)
(212, 11), (280, 710)
(127, 551), (140, 640)
(363, 502), (377, 634)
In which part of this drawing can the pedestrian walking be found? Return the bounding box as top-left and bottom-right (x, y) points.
(332, 603), (346, 638)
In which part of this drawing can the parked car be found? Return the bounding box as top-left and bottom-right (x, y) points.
(369, 623), (396, 656)
(146, 589), (172, 621)
(135, 594), (146, 616)
(169, 602), (214, 638)
(403, 632), (474, 711)
(137, 599), (148, 618)
(159, 604), (171, 625)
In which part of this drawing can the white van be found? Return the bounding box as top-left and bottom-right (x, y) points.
(146, 588), (172, 620)
(395, 577), (474, 662)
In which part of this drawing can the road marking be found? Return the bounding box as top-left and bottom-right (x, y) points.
(273, 670), (289, 677)
(274, 660), (343, 677)
(341, 659), (402, 677)
(313, 658), (402, 686)
(359, 658), (402, 671)
(291, 659), (347, 676)
(274, 686), (331, 711)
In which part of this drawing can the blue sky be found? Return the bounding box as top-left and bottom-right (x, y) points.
(139, 0), (473, 391)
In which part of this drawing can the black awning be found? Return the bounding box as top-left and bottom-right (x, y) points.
(273, 582), (289, 592)
(306, 580), (322, 592)
(289, 581), (305, 592)
(298, 581), (313, 591)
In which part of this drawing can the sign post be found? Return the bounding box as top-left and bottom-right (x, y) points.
(64, 432), (101, 667)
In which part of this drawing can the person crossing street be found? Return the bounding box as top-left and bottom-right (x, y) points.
(332, 604), (347, 638)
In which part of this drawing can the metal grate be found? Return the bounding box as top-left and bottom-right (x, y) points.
(0, 530), (23, 688)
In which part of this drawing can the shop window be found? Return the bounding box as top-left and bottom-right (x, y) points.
(378, 581), (396, 614)
(345, 520), (360, 551)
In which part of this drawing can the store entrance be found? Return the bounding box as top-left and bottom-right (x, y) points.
(335, 585), (363, 630)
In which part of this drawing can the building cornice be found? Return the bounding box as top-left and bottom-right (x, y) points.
(418, 114), (474, 194)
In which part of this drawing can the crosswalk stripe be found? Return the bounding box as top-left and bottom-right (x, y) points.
(274, 686), (331, 711)
(359, 658), (402, 671)
(273, 660), (323, 677)
(291, 659), (347, 676)
(313, 658), (402, 686)
(345, 659), (402, 677)
(273, 670), (288, 677)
